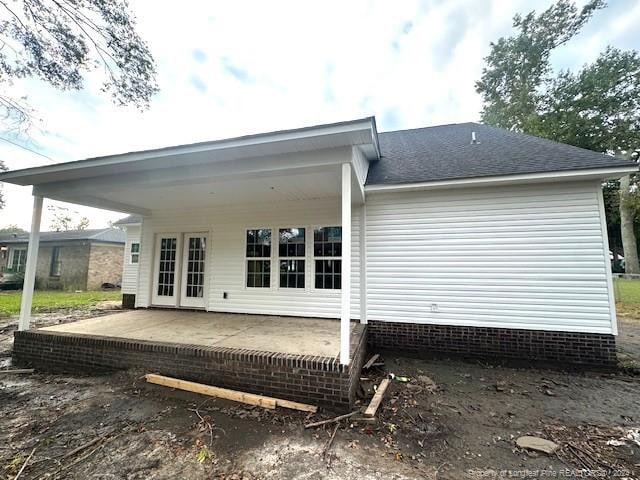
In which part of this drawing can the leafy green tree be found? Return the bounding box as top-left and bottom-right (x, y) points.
(476, 0), (640, 273)
(48, 205), (89, 231)
(0, 0), (158, 208)
(0, 223), (26, 233)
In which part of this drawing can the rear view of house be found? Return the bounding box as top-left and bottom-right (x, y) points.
(0, 229), (124, 291)
(0, 117), (636, 409)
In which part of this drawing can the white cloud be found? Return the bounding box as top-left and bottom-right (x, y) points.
(0, 0), (638, 229)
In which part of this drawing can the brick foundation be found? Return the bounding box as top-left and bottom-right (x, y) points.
(13, 324), (366, 411)
(367, 321), (616, 367)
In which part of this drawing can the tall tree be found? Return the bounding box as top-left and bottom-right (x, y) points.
(48, 205), (89, 231)
(476, 0), (640, 273)
(0, 0), (158, 207)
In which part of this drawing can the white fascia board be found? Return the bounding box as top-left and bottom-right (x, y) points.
(0, 117), (378, 186)
(365, 166), (639, 193)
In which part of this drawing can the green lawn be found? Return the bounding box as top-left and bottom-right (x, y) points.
(0, 290), (121, 316)
(613, 278), (640, 304)
(613, 278), (640, 318)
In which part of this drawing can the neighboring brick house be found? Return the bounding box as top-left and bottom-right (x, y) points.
(0, 229), (125, 290)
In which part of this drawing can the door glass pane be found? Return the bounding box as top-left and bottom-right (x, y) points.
(157, 237), (177, 296)
(185, 236), (206, 298)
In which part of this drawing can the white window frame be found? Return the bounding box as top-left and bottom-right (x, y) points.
(129, 242), (140, 264)
(313, 225), (342, 291)
(277, 226), (307, 289)
(9, 247), (27, 273)
(245, 227), (273, 289)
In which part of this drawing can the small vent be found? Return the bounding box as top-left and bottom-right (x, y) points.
(471, 131), (481, 145)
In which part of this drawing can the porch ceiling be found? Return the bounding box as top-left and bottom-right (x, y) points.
(40, 309), (360, 358)
(70, 166), (343, 212)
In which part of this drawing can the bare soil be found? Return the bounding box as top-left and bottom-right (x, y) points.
(1, 308), (639, 479)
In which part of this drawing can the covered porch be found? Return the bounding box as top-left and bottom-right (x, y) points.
(0, 117), (380, 371)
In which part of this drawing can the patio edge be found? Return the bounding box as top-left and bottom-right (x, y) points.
(13, 324), (367, 411)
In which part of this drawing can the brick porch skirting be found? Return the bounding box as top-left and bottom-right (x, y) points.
(367, 321), (616, 367)
(13, 324), (367, 411)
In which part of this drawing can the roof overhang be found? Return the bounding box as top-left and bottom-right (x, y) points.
(0, 117), (380, 187)
(365, 165), (639, 193)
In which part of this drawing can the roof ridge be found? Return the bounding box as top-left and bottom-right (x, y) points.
(379, 122), (479, 135)
(476, 123), (631, 162)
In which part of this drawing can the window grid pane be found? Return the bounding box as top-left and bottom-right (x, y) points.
(279, 260), (305, 288)
(279, 228), (305, 288)
(246, 229), (271, 257)
(185, 237), (206, 298)
(279, 228), (305, 257)
(314, 227), (342, 289)
(157, 237), (177, 296)
(247, 260), (271, 288)
(246, 229), (272, 288)
(130, 242), (140, 264)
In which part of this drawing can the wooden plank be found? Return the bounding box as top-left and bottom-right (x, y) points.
(0, 369), (34, 374)
(146, 374), (276, 409)
(364, 378), (391, 417)
(275, 398), (317, 413)
(145, 374), (317, 412)
(362, 354), (380, 370)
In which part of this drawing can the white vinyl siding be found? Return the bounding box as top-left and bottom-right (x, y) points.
(365, 181), (615, 334)
(121, 225), (140, 294)
(135, 198), (361, 318)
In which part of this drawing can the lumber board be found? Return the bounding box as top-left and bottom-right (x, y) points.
(364, 378), (391, 417)
(275, 398), (318, 413)
(145, 374), (317, 412)
(362, 354), (380, 370)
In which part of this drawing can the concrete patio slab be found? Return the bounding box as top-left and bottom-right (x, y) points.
(40, 309), (354, 357)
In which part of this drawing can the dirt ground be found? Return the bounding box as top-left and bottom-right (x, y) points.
(1, 306), (639, 479)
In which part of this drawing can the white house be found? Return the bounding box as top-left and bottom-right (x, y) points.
(1, 117), (636, 408)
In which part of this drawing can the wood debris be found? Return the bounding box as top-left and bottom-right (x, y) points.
(304, 411), (359, 429)
(364, 378), (391, 418)
(145, 373), (317, 413)
(362, 354), (380, 370)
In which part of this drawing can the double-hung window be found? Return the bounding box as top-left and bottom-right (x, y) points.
(314, 226), (342, 289)
(9, 248), (27, 273)
(50, 247), (62, 277)
(246, 229), (271, 288)
(279, 228), (305, 288)
(130, 242), (140, 264)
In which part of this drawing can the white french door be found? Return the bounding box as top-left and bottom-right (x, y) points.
(180, 233), (208, 308)
(152, 232), (208, 308)
(152, 234), (181, 306)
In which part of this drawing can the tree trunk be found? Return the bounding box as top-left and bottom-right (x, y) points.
(619, 174), (640, 274)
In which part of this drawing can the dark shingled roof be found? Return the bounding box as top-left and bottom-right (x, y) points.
(0, 228), (125, 245)
(367, 122), (636, 186)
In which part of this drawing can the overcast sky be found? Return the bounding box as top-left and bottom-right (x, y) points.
(0, 0), (638, 230)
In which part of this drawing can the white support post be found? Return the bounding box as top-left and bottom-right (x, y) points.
(341, 163), (352, 365)
(19, 195), (43, 331)
(359, 203), (367, 324)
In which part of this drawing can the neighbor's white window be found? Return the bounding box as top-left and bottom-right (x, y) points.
(50, 247), (62, 277)
(246, 229), (271, 288)
(9, 248), (27, 273)
(314, 226), (342, 289)
(279, 228), (305, 288)
(130, 242), (140, 264)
